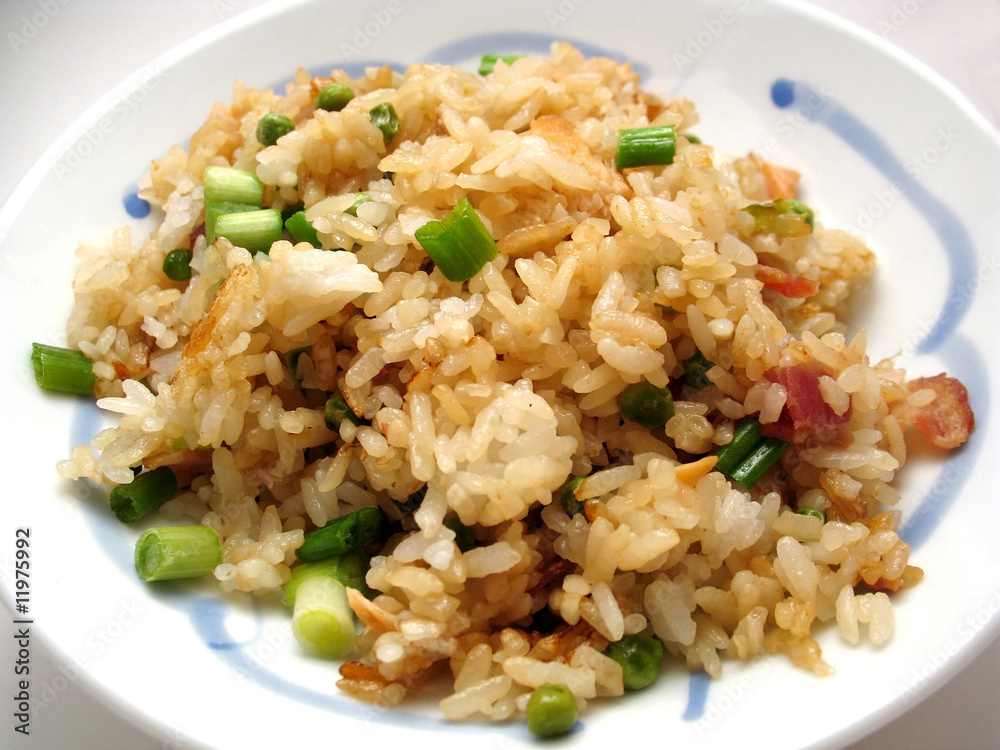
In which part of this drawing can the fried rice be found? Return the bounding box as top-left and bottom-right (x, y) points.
(55, 42), (974, 726)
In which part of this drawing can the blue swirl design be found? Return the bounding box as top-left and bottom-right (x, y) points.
(767, 77), (986, 549)
(683, 670), (711, 720)
(769, 78), (978, 355)
(85, 62), (987, 731)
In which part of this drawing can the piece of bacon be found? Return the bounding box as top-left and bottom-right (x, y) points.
(761, 365), (851, 443)
(761, 162), (801, 200)
(755, 264), (820, 299)
(903, 374), (974, 449)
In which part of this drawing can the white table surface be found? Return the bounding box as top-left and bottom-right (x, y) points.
(1, 1), (997, 747)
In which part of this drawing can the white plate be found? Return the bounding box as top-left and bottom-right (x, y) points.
(1, 1), (998, 748)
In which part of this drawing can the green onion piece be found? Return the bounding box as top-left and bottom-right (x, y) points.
(315, 83), (355, 112)
(797, 507), (827, 523)
(605, 633), (665, 690)
(478, 53), (524, 75)
(291, 576), (357, 659)
(213, 208), (283, 255)
(203, 165), (264, 207)
(443, 517), (476, 552)
(714, 419), (763, 478)
(773, 198), (815, 229)
(283, 549), (370, 607)
(557, 476), (586, 516)
(284, 347), (311, 385)
(255, 112), (295, 147)
(162, 248), (193, 281)
(414, 197), (498, 282)
(729, 436), (790, 489)
(296, 506), (384, 562)
(30, 343), (96, 396)
(683, 133), (702, 144)
(615, 125), (677, 169)
(284, 210), (320, 247)
(324, 393), (362, 430)
(369, 102), (399, 144)
(345, 193), (374, 216)
(682, 350), (714, 390)
(742, 200), (814, 237)
(134, 525), (222, 582)
(109, 466), (179, 523)
(205, 201), (260, 244)
(619, 381), (674, 430)
(526, 683), (578, 738)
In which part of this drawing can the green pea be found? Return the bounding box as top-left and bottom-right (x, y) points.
(256, 112), (295, 147)
(605, 633), (664, 690)
(619, 381), (674, 429)
(162, 248), (193, 281)
(525, 683), (577, 738)
(315, 83), (354, 112)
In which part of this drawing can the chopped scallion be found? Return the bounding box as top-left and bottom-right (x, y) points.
(291, 575), (357, 659)
(213, 208), (283, 255)
(620, 381), (674, 430)
(774, 199), (815, 228)
(283, 549), (370, 607)
(162, 248), (193, 281)
(284, 347), (311, 385)
(714, 419), (763, 477)
(414, 197), (498, 282)
(324, 393), (363, 430)
(797, 507), (827, 523)
(729, 437), (789, 488)
(682, 350), (714, 390)
(557, 476), (586, 516)
(30, 343), (96, 396)
(203, 165), (263, 207)
(134, 525), (221, 582)
(284, 210), (320, 247)
(110, 466), (179, 523)
(369, 102), (399, 144)
(478, 53), (524, 76)
(742, 199), (814, 237)
(345, 193), (373, 216)
(296, 506), (384, 562)
(205, 201), (261, 244)
(615, 125), (677, 169)
(443, 517), (476, 552)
